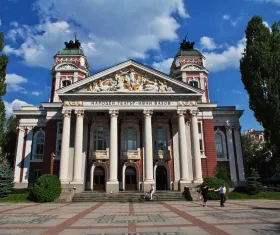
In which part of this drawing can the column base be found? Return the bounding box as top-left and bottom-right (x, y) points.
(179, 180), (191, 192)
(106, 181), (119, 193)
(143, 180), (155, 192)
(173, 181), (179, 191)
(193, 179), (203, 184)
(13, 182), (28, 189)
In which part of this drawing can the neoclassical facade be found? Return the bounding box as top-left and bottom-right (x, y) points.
(13, 38), (245, 193)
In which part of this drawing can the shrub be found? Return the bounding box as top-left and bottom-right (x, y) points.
(0, 159), (14, 197)
(202, 177), (229, 200)
(246, 169), (263, 195)
(32, 174), (61, 202)
(215, 165), (229, 183)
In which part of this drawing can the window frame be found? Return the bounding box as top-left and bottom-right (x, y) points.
(93, 126), (107, 151)
(123, 127), (137, 151)
(31, 129), (45, 162)
(214, 129), (228, 161)
(153, 127), (168, 151)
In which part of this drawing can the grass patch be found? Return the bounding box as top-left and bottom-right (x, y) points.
(0, 193), (33, 203)
(228, 192), (280, 200)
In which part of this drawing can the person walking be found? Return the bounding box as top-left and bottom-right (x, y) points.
(201, 184), (215, 207)
(150, 184), (155, 200)
(216, 184), (227, 207)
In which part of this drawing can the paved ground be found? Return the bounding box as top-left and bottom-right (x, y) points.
(0, 200), (279, 235)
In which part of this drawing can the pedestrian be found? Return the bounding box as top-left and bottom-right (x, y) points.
(150, 184), (155, 200)
(215, 184), (227, 207)
(201, 184), (215, 207)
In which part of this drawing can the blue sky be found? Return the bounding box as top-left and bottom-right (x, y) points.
(0, 0), (277, 131)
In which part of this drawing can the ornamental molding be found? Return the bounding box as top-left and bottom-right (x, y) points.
(64, 101), (83, 106)
(177, 110), (187, 116)
(189, 110), (199, 116)
(178, 101), (197, 106)
(57, 63), (78, 70)
(87, 67), (173, 93)
(183, 65), (203, 71)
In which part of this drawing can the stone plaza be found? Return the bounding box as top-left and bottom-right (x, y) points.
(0, 200), (279, 234)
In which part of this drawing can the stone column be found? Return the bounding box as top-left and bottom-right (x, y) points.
(14, 127), (25, 184)
(107, 109), (119, 192)
(73, 110), (84, 183)
(143, 109), (154, 190)
(177, 110), (190, 190)
(59, 110), (71, 183)
(225, 126), (237, 184)
(22, 127), (34, 184)
(190, 110), (203, 182)
(234, 126), (245, 181)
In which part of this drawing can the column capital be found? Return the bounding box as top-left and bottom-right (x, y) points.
(17, 126), (26, 132)
(62, 109), (71, 118)
(109, 109), (119, 118)
(143, 109), (153, 117)
(225, 125), (233, 131)
(177, 110), (187, 116)
(26, 126), (34, 131)
(75, 109), (84, 118)
(189, 109), (199, 116)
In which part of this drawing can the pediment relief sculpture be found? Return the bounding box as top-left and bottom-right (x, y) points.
(87, 68), (173, 92)
(57, 64), (78, 70)
(184, 65), (202, 71)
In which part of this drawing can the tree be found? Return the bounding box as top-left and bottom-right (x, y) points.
(240, 16), (280, 172)
(214, 164), (229, 183)
(0, 33), (8, 160)
(241, 133), (273, 178)
(3, 116), (18, 166)
(0, 158), (13, 197)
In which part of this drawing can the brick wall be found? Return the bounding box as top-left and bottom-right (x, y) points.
(202, 119), (217, 177)
(43, 119), (58, 174)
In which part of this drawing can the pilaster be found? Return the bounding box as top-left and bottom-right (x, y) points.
(225, 126), (237, 184)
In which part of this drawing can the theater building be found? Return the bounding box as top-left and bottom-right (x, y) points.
(13, 38), (245, 192)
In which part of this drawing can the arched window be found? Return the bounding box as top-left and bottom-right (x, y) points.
(124, 127), (137, 150)
(93, 127), (106, 150)
(62, 80), (71, 87)
(215, 133), (223, 156)
(32, 130), (45, 161)
(154, 127), (168, 150)
(189, 81), (199, 88)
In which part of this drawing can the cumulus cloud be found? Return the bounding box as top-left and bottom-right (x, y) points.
(4, 99), (32, 117)
(32, 91), (40, 96)
(223, 14), (231, 20)
(200, 36), (217, 50)
(5, 0), (189, 70)
(6, 73), (28, 93)
(152, 58), (174, 74)
(253, 0), (280, 5)
(203, 37), (246, 72)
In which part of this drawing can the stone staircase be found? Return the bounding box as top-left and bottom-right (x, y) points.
(72, 190), (199, 202)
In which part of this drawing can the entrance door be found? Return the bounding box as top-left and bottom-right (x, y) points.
(156, 166), (168, 190)
(125, 166), (137, 191)
(93, 166), (105, 191)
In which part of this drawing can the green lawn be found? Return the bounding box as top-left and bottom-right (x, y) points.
(228, 192), (280, 200)
(0, 193), (33, 203)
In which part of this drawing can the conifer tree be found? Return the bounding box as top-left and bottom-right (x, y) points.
(240, 16), (280, 171)
(0, 33), (8, 160)
(0, 158), (13, 197)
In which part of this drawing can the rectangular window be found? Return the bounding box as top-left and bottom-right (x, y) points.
(198, 122), (202, 134)
(56, 139), (62, 156)
(199, 139), (203, 151)
(57, 122), (63, 135)
(34, 169), (42, 180)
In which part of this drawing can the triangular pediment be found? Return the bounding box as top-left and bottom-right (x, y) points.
(57, 60), (204, 95)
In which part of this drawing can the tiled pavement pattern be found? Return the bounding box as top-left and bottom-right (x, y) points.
(0, 200), (279, 234)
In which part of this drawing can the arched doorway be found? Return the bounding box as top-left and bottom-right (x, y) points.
(93, 166), (105, 191)
(156, 165), (168, 190)
(125, 166), (137, 191)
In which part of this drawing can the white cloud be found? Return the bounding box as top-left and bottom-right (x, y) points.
(4, 99), (32, 117)
(263, 21), (272, 32)
(32, 91), (40, 96)
(232, 90), (243, 94)
(254, 0), (280, 5)
(152, 58), (174, 74)
(200, 36), (217, 50)
(0, 19), (2, 27)
(6, 73), (28, 93)
(230, 15), (242, 27)
(5, 0), (189, 70)
(223, 14), (231, 20)
(276, 10), (280, 14)
(203, 37), (246, 72)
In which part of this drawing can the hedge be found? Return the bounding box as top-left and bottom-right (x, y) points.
(202, 177), (229, 200)
(32, 174), (61, 202)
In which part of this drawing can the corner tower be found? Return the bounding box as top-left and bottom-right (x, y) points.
(50, 38), (90, 102)
(170, 37), (210, 103)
